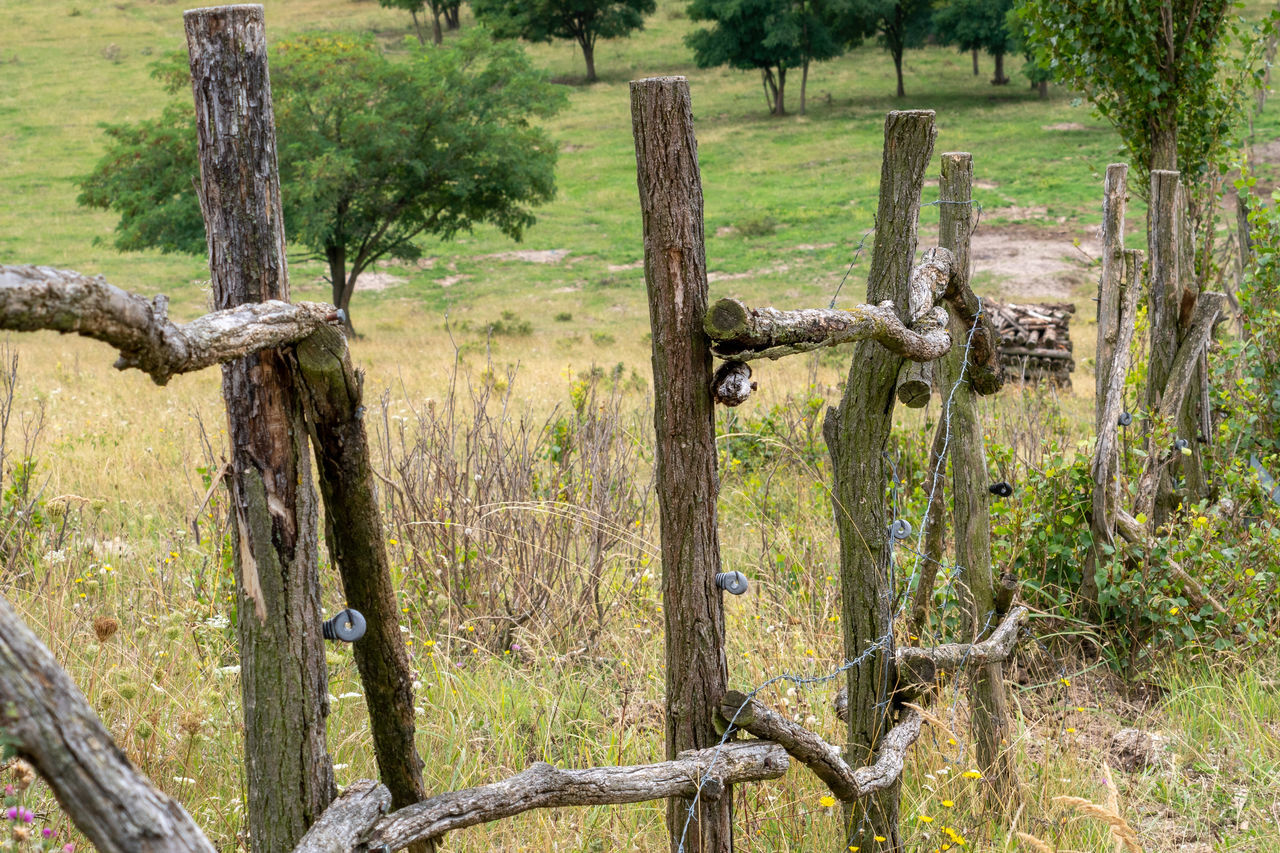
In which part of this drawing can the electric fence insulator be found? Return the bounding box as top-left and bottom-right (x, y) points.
(715, 571), (749, 595)
(322, 608), (367, 643)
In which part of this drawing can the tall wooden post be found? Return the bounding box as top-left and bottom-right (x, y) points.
(630, 76), (731, 853)
(1083, 164), (1130, 615)
(1146, 170), (1182, 527)
(824, 110), (936, 852)
(936, 152), (1019, 809)
(185, 7), (336, 850)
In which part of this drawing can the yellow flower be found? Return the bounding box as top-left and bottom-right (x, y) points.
(820, 795), (836, 808)
(1059, 677), (1071, 686)
(941, 799), (954, 808)
(1169, 606), (1179, 616)
(1066, 727), (1076, 733)
(962, 770), (982, 779)
(917, 815), (934, 824)
(389, 539), (398, 545)
(875, 837), (886, 843)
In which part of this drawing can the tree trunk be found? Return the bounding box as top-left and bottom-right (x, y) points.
(582, 37), (597, 82)
(893, 46), (905, 97)
(1149, 104), (1178, 172)
(630, 76), (731, 853)
(444, 2), (460, 29)
(409, 9), (425, 45)
(937, 151), (1019, 811)
(325, 245), (357, 337)
(1038, 79), (1048, 99)
(431, 8), (443, 45)
(292, 326), (429, 851)
(800, 59), (808, 116)
(775, 66), (787, 115)
(972, 47), (979, 75)
(991, 51), (1008, 85)
(184, 8), (336, 852)
(824, 110), (936, 853)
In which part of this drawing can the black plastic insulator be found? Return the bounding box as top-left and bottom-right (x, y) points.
(1118, 411), (1133, 427)
(715, 571), (749, 595)
(888, 519), (913, 540)
(322, 608), (367, 643)
(988, 481), (1013, 498)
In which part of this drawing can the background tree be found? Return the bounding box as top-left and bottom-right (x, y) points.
(471, 0), (654, 82)
(844, 0), (936, 97)
(686, 0), (847, 116)
(79, 30), (564, 335)
(933, 0), (1013, 85)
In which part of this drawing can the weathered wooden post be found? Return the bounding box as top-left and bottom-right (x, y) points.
(185, 7), (335, 848)
(1146, 170), (1185, 526)
(936, 152), (1019, 809)
(630, 76), (732, 853)
(824, 109), (936, 852)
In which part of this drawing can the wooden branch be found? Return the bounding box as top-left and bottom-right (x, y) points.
(0, 594), (216, 853)
(718, 693), (921, 803)
(896, 359), (932, 408)
(1113, 509), (1230, 619)
(0, 265), (340, 385)
(704, 297), (950, 362)
(295, 781), (391, 853)
(359, 742), (789, 850)
(1156, 292), (1224, 422)
(711, 359), (756, 406)
(836, 607), (1028, 720)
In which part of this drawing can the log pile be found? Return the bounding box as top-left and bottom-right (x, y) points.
(985, 300), (1075, 387)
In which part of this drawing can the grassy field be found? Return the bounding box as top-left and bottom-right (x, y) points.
(2, 0), (1279, 851)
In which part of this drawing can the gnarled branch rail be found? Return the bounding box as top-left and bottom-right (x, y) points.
(835, 606), (1028, 720)
(358, 742), (790, 850)
(0, 265), (341, 384)
(718, 693), (922, 802)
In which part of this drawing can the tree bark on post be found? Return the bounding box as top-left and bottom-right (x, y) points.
(823, 110), (936, 853)
(292, 326), (429, 848)
(630, 76), (731, 853)
(185, 7), (336, 850)
(1146, 170), (1181, 527)
(936, 151), (1019, 810)
(1083, 163), (1130, 616)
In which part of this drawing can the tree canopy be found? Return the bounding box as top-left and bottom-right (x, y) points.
(78, 30), (565, 334)
(843, 0), (935, 97)
(686, 0), (848, 116)
(471, 0), (655, 82)
(933, 0), (1014, 84)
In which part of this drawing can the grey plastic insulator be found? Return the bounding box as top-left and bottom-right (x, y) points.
(1174, 438), (1190, 451)
(336, 308), (347, 325)
(715, 571), (749, 595)
(1118, 411), (1133, 427)
(322, 608), (367, 642)
(888, 519), (913, 540)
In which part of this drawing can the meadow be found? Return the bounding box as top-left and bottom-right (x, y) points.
(1, 0), (1278, 850)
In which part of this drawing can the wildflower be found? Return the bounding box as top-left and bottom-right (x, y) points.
(93, 615), (119, 641)
(875, 837), (886, 843)
(1059, 677), (1071, 686)
(820, 795), (836, 808)
(1066, 727), (1076, 733)
(941, 799), (954, 808)
(917, 815), (934, 824)
(43, 827), (55, 838)
(1169, 606), (1179, 616)
(962, 770), (982, 779)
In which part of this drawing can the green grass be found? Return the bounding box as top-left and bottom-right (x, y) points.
(3, 1), (1280, 851)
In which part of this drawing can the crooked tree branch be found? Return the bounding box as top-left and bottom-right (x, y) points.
(718, 693), (922, 802)
(1114, 509), (1230, 619)
(835, 606), (1028, 721)
(704, 247), (1002, 394)
(357, 742), (789, 850)
(0, 265), (342, 384)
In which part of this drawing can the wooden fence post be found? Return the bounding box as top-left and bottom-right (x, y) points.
(1083, 163), (1130, 615)
(936, 151), (1019, 809)
(823, 110), (936, 852)
(1146, 170), (1182, 527)
(185, 7), (336, 849)
(630, 76), (731, 853)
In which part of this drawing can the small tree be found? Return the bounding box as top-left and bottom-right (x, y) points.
(933, 0), (1013, 85)
(379, 0), (447, 44)
(686, 0), (846, 116)
(844, 0), (936, 97)
(79, 30), (564, 334)
(471, 0), (655, 82)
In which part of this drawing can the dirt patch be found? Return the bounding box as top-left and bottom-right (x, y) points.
(353, 272), (407, 292)
(708, 263), (789, 284)
(479, 249), (570, 264)
(792, 243), (836, 251)
(607, 260), (644, 272)
(1042, 122), (1090, 131)
(437, 275), (468, 288)
(715, 225), (737, 238)
(924, 177), (1000, 190)
(970, 224), (1100, 300)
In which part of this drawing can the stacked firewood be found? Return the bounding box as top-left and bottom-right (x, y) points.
(985, 300), (1075, 386)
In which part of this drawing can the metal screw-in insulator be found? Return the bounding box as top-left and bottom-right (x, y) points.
(322, 608), (367, 643)
(1118, 411), (1132, 427)
(888, 519), (913, 540)
(988, 481), (1013, 498)
(715, 571), (749, 595)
